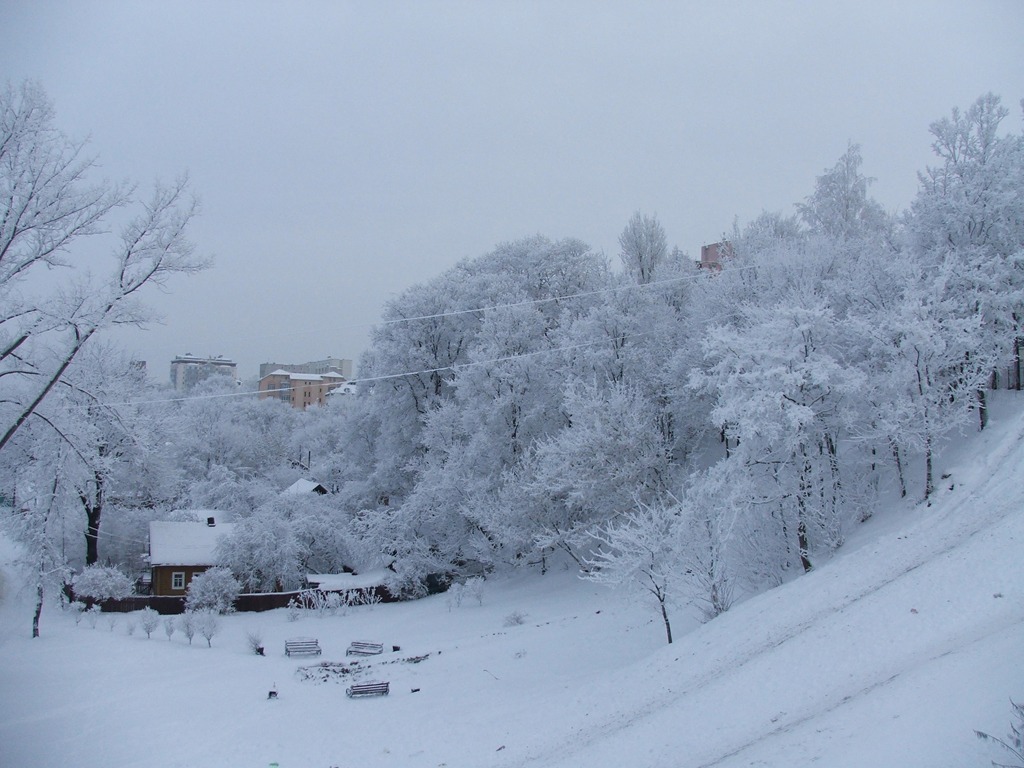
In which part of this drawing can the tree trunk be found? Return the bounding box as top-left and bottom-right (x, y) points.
(85, 510), (100, 566)
(824, 434), (843, 549)
(82, 472), (104, 566)
(977, 387), (988, 431)
(659, 597), (673, 644)
(32, 582), (43, 638)
(796, 447), (814, 573)
(797, 519), (813, 573)
(891, 439), (907, 499)
(1015, 336), (1022, 391)
(924, 432), (935, 504)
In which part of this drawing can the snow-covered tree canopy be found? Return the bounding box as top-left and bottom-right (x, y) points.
(329, 92), (1023, 604)
(8, 90), (1022, 638)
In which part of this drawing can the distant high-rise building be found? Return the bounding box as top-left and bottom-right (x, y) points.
(258, 356), (353, 379)
(169, 354), (237, 392)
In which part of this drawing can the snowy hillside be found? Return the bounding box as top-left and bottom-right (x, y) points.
(1, 394), (1023, 768)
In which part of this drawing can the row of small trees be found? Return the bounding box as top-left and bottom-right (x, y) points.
(68, 564), (239, 645)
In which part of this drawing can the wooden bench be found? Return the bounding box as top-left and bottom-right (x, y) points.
(346, 681), (390, 698)
(284, 638), (322, 656)
(346, 641), (384, 656)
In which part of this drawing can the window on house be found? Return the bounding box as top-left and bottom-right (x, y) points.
(172, 572), (185, 590)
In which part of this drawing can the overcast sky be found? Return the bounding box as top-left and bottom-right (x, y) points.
(2, 1), (1022, 382)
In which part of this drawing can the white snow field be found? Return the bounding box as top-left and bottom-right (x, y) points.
(2, 394), (1023, 768)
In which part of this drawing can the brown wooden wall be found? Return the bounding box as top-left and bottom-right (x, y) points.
(151, 565), (213, 597)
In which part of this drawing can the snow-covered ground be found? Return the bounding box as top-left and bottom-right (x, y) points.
(2, 394), (1023, 768)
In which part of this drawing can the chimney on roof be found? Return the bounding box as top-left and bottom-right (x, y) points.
(207, 517), (215, 527)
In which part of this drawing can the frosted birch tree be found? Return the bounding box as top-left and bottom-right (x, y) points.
(0, 81), (207, 455)
(585, 499), (682, 644)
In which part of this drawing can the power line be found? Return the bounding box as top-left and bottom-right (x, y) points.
(375, 268), (710, 327)
(72, 263), (752, 410)
(72, 331), (655, 410)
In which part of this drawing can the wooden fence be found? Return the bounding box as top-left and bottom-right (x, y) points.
(96, 584), (395, 615)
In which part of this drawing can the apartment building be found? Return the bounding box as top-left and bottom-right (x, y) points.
(258, 369), (348, 409)
(258, 357), (353, 380)
(169, 354), (237, 392)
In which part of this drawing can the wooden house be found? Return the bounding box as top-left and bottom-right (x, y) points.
(148, 517), (235, 597)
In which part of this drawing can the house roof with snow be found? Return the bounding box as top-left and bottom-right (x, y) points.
(263, 370), (347, 383)
(283, 478), (329, 495)
(148, 519), (235, 566)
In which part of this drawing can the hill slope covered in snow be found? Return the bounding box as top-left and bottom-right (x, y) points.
(1, 394), (1023, 768)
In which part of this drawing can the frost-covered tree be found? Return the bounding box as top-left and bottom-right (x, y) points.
(693, 243), (866, 572)
(215, 508), (299, 593)
(585, 499), (682, 644)
(514, 381), (671, 566)
(344, 236), (607, 579)
(674, 468), (736, 621)
(4, 439), (73, 637)
(50, 344), (169, 566)
(0, 81), (207, 455)
(196, 610), (219, 648)
(72, 564), (134, 602)
(851, 251), (994, 501)
(178, 611), (196, 645)
(907, 93), (1024, 421)
(797, 143), (887, 240)
(343, 266), (487, 513)
(619, 211), (668, 285)
(169, 380), (299, 515)
(138, 607), (160, 638)
(216, 492), (352, 592)
(558, 264), (694, 459)
(184, 567), (240, 614)
(911, 94), (1024, 262)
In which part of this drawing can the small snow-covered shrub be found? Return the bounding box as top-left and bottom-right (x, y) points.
(73, 565), (134, 602)
(163, 616), (176, 641)
(196, 610), (219, 647)
(105, 613), (118, 632)
(294, 588), (331, 617)
(69, 601), (86, 625)
(246, 629), (264, 656)
(139, 607), (160, 639)
(445, 582), (464, 612)
(185, 568), (240, 614)
(446, 578), (484, 612)
(85, 604), (101, 628)
(352, 587), (381, 607)
(325, 591), (344, 616)
(503, 610), (527, 627)
(286, 597), (301, 622)
(179, 611), (196, 645)
(464, 576), (485, 606)
(125, 617), (136, 636)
